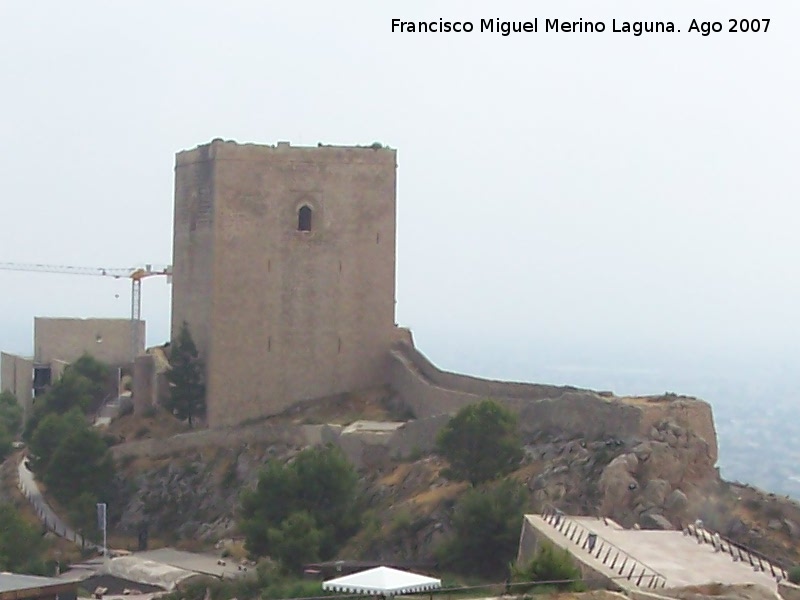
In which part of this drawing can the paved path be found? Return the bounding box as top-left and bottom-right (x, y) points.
(17, 457), (100, 552)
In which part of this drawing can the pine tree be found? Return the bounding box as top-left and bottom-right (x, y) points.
(165, 322), (206, 427)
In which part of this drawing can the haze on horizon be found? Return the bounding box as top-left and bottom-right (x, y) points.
(1, 1), (798, 420)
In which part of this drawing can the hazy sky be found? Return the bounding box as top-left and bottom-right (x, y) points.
(1, 1), (798, 392)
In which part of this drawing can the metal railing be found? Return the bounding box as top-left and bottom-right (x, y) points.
(684, 523), (788, 580)
(541, 507), (668, 589)
(17, 461), (100, 552)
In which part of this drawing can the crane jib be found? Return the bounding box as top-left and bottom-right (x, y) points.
(0, 261), (172, 362)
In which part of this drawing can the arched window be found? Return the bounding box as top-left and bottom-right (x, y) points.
(298, 205), (312, 232)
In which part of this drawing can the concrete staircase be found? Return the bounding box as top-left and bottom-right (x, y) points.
(540, 507), (668, 590)
(530, 507), (787, 591)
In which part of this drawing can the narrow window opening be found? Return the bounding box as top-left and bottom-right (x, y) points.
(338, 261), (342, 273)
(376, 232), (380, 244)
(338, 337), (342, 353)
(268, 336), (272, 352)
(298, 205), (312, 232)
(267, 259), (271, 273)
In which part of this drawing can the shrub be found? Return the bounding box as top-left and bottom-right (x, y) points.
(788, 566), (800, 584)
(436, 479), (526, 578)
(513, 542), (585, 592)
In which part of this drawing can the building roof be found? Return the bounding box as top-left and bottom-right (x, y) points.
(0, 572), (76, 593)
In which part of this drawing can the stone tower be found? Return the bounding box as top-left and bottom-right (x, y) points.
(171, 140), (397, 427)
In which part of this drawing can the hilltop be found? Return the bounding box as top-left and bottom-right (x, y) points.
(104, 387), (800, 569)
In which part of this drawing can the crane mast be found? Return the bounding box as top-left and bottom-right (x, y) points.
(0, 261), (172, 363)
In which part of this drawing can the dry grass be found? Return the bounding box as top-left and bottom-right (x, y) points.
(408, 482), (469, 509)
(379, 463), (414, 487)
(105, 408), (190, 443)
(282, 386), (401, 426)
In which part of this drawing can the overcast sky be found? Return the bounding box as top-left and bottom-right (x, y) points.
(1, 1), (797, 393)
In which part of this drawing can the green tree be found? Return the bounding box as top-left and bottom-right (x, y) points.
(165, 322), (206, 427)
(69, 492), (101, 544)
(44, 427), (115, 506)
(46, 370), (96, 414)
(0, 503), (47, 573)
(436, 400), (524, 485)
(69, 353), (113, 411)
(0, 390), (23, 434)
(28, 408), (87, 473)
(437, 479), (527, 578)
(240, 445), (361, 567)
(0, 424), (12, 461)
(23, 355), (112, 439)
(267, 511), (323, 571)
(0, 391), (23, 460)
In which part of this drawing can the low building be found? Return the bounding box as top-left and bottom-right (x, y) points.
(1, 317), (144, 422)
(0, 573), (77, 600)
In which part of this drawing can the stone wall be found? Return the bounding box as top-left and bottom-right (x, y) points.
(0, 351), (33, 419)
(172, 140), (398, 428)
(388, 341), (718, 459)
(111, 420), (308, 460)
(34, 317), (144, 365)
(133, 354), (157, 413)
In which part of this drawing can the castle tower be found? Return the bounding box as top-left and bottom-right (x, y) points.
(170, 140), (397, 427)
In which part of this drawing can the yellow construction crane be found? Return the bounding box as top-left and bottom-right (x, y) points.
(0, 261), (172, 362)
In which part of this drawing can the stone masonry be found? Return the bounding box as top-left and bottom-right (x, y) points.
(171, 140), (398, 427)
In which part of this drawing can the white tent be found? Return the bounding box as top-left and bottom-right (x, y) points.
(322, 566), (442, 597)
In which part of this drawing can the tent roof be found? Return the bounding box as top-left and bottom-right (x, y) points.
(322, 566), (441, 596)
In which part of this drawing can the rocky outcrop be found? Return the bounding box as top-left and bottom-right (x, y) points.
(596, 418), (715, 526)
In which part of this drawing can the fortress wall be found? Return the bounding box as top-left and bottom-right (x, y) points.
(394, 342), (582, 400)
(389, 344), (720, 454)
(111, 420), (307, 460)
(516, 394), (644, 441)
(389, 346), (642, 441)
(639, 400), (718, 463)
(388, 346), (491, 418)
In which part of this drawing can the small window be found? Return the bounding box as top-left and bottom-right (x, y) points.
(298, 205), (312, 232)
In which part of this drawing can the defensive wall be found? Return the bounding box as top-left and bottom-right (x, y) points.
(117, 331), (718, 468)
(387, 340), (718, 462)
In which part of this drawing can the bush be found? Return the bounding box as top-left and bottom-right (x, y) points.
(436, 479), (526, 578)
(513, 542), (584, 592)
(788, 566), (800, 584)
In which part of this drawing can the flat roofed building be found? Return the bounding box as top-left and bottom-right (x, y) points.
(0, 573), (77, 600)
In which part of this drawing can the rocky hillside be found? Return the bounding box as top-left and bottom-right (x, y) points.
(109, 392), (800, 568)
